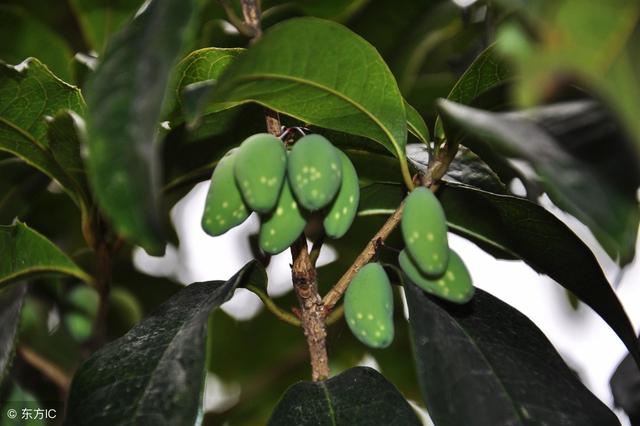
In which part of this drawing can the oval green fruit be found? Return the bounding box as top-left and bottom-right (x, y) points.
(344, 263), (394, 349)
(288, 134), (342, 211)
(260, 180), (307, 254)
(401, 187), (448, 277)
(399, 249), (474, 303)
(202, 149), (251, 236)
(234, 133), (287, 212)
(323, 151), (359, 239)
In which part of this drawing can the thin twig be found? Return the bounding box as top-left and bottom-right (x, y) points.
(325, 304), (344, 326)
(18, 346), (71, 394)
(218, 0), (256, 38)
(322, 200), (405, 312)
(247, 284), (301, 326)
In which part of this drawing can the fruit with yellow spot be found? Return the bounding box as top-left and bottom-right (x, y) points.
(323, 151), (359, 238)
(259, 179), (307, 254)
(202, 149), (251, 236)
(234, 133), (287, 212)
(344, 262), (394, 348)
(399, 249), (474, 303)
(287, 134), (342, 211)
(401, 187), (448, 278)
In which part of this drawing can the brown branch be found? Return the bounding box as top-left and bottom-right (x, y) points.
(18, 346), (71, 394)
(322, 201), (405, 312)
(290, 236), (330, 381)
(239, 0), (329, 381)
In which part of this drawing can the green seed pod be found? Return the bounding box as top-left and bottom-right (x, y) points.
(344, 263), (394, 349)
(234, 133), (287, 212)
(202, 149), (251, 236)
(399, 249), (474, 303)
(288, 134), (342, 211)
(401, 187), (448, 277)
(259, 180), (307, 254)
(323, 151), (359, 239)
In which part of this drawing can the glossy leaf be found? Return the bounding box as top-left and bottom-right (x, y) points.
(405, 284), (621, 426)
(84, 0), (197, 254)
(208, 18), (409, 166)
(434, 44), (513, 140)
(0, 284), (27, 383)
(0, 221), (91, 287)
(438, 99), (640, 264)
(0, 5), (73, 81)
(439, 183), (640, 365)
(406, 143), (508, 195)
(268, 366), (421, 426)
(65, 261), (265, 426)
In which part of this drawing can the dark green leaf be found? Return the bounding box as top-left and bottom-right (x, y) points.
(0, 284), (27, 384)
(268, 366), (421, 426)
(438, 99), (640, 264)
(65, 261), (265, 426)
(433, 44), (513, 140)
(610, 348), (640, 425)
(405, 284), (621, 426)
(0, 159), (49, 223)
(84, 0), (197, 254)
(67, 0), (142, 54)
(207, 17), (411, 181)
(0, 5), (74, 81)
(0, 59), (87, 208)
(439, 183), (640, 365)
(0, 221), (91, 287)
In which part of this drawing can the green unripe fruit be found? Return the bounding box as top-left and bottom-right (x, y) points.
(323, 151), (359, 239)
(67, 286), (99, 319)
(288, 134), (342, 211)
(399, 249), (474, 303)
(344, 263), (394, 349)
(260, 180), (307, 254)
(235, 133), (287, 212)
(202, 149), (251, 236)
(64, 312), (93, 342)
(401, 187), (448, 278)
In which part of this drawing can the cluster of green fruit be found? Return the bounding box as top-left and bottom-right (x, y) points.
(345, 187), (475, 349)
(201, 133), (360, 254)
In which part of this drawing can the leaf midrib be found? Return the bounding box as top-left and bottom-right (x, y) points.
(221, 73), (405, 159)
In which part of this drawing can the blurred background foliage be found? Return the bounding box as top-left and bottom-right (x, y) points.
(0, 0), (639, 424)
